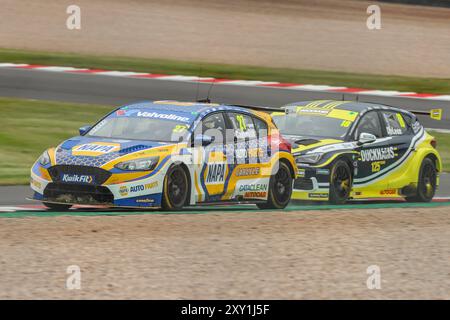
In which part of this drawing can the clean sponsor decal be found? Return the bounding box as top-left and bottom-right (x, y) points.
(72, 142), (120, 156)
(238, 183), (268, 192)
(235, 167), (260, 177)
(206, 163), (226, 184)
(61, 174), (94, 184)
(360, 147), (395, 162)
(241, 183), (268, 199)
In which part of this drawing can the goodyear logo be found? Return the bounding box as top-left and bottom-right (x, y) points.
(206, 163), (226, 184)
(72, 142), (120, 156)
(61, 174), (94, 184)
(360, 147), (395, 162)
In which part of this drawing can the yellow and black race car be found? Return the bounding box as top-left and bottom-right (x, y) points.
(271, 100), (442, 204)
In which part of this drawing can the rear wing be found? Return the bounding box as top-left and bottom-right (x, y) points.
(196, 99), (283, 113)
(410, 109), (442, 121)
(230, 104), (285, 113)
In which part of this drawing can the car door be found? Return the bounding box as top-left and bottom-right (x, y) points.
(378, 110), (414, 189)
(194, 112), (230, 202)
(353, 110), (391, 189)
(224, 112), (269, 200)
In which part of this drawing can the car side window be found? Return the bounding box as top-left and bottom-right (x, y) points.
(355, 111), (383, 139)
(201, 112), (226, 144)
(227, 112), (257, 140)
(252, 116), (268, 137)
(381, 111), (410, 136)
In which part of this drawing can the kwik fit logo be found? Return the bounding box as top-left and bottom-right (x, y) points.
(62, 174), (94, 184)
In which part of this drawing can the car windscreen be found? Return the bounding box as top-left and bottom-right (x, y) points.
(87, 111), (193, 142)
(272, 113), (352, 138)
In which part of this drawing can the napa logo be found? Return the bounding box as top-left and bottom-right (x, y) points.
(205, 163), (226, 184)
(72, 142), (120, 156)
(61, 174), (94, 184)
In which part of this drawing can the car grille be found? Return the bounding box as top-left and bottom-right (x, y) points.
(43, 183), (114, 204)
(48, 165), (112, 185)
(294, 178), (314, 190)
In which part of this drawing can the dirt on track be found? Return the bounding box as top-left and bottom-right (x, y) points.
(1, 0), (450, 78)
(0, 206), (449, 299)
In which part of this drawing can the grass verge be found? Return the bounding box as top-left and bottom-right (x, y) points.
(0, 97), (112, 185)
(1, 48), (450, 94)
(0, 97), (449, 185)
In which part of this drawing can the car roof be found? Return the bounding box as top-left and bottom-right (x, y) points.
(283, 100), (414, 116)
(120, 100), (254, 115)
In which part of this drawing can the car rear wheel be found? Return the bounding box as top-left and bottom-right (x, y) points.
(161, 165), (189, 211)
(406, 157), (436, 203)
(329, 160), (352, 204)
(43, 202), (72, 211)
(257, 161), (293, 210)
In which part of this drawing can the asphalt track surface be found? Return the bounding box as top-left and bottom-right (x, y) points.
(0, 67), (449, 130)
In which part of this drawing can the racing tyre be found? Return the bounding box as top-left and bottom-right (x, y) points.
(257, 161), (293, 210)
(329, 160), (352, 204)
(162, 165), (189, 211)
(43, 202), (72, 211)
(406, 158), (436, 203)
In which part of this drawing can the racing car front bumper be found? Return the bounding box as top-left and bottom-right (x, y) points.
(291, 166), (331, 201)
(30, 162), (167, 208)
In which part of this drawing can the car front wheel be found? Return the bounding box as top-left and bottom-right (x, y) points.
(161, 165), (189, 211)
(329, 160), (352, 204)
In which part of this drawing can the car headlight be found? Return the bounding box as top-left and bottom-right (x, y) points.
(296, 152), (323, 164)
(115, 156), (160, 171)
(39, 150), (50, 166)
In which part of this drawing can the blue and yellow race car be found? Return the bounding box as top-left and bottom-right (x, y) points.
(30, 101), (296, 210)
(271, 100), (442, 204)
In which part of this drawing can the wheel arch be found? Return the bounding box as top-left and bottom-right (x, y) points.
(423, 153), (441, 173)
(279, 157), (296, 179)
(329, 153), (356, 179)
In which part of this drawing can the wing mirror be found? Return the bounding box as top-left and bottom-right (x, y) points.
(194, 134), (215, 146)
(79, 125), (92, 136)
(358, 132), (377, 145)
